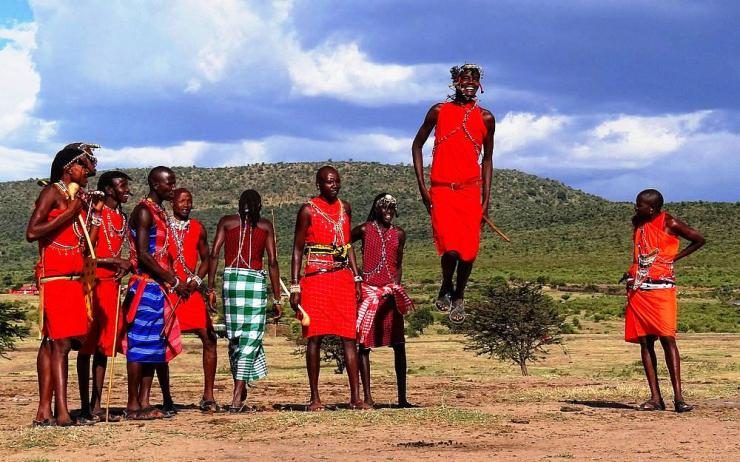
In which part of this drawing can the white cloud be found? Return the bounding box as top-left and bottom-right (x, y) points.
(0, 145), (51, 180)
(28, 0), (448, 106)
(570, 111), (712, 166)
(0, 23), (40, 137)
(287, 42), (445, 105)
(497, 112), (571, 153)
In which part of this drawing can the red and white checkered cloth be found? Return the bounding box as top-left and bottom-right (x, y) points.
(356, 283), (414, 345)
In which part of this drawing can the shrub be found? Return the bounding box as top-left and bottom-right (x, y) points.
(463, 282), (565, 376)
(0, 301), (29, 358)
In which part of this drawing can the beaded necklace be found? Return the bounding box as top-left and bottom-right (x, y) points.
(230, 217), (254, 269)
(431, 101), (482, 158)
(362, 222), (394, 281)
(144, 198), (170, 260)
(308, 199), (345, 245)
(45, 181), (84, 252)
(168, 217), (197, 279)
(102, 205), (126, 258)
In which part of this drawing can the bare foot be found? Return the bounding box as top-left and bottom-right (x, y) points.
(307, 400), (325, 412)
(364, 398), (376, 408)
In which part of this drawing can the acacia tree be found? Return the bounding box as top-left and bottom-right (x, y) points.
(0, 301), (29, 358)
(463, 282), (564, 376)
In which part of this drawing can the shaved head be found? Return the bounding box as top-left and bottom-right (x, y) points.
(316, 165), (339, 183)
(147, 166), (175, 189)
(637, 189), (664, 211)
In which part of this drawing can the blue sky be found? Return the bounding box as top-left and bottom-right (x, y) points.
(0, 0), (738, 201)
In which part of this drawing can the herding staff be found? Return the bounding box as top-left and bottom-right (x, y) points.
(271, 209), (310, 327)
(67, 183), (98, 320)
(482, 215), (511, 243)
(104, 284), (122, 423)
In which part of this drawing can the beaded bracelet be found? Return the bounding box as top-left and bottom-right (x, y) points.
(289, 284), (301, 294)
(353, 275), (363, 283)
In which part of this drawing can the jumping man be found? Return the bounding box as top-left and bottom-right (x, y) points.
(412, 63), (495, 323)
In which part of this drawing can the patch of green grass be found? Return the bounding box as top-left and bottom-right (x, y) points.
(216, 406), (500, 438)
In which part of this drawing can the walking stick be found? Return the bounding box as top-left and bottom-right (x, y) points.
(272, 209), (310, 327)
(105, 283), (122, 422)
(482, 215), (511, 243)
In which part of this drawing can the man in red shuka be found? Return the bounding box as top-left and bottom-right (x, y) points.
(27, 143), (101, 427)
(412, 63), (495, 324)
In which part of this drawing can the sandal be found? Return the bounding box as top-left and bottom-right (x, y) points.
(93, 410), (122, 423)
(31, 418), (56, 428)
(637, 399), (666, 411)
(74, 414), (98, 426)
(674, 400), (694, 413)
(449, 299), (466, 324)
(161, 403), (178, 418)
(435, 292), (452, 312)
(199, 399), (220, 413)
(228, 404), (256, 413)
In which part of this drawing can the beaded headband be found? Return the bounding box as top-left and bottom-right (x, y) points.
(63, 143), (101, 170)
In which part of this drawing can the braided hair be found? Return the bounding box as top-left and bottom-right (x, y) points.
(49, 146), (85, 183)
(367, 192), (398, 222)
(238, 189), (261, 227)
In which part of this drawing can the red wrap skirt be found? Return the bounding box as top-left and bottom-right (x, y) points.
(625, 288), (677, 343)
(80, 279), (123, 356)
(170, 291), (210, 332)
(300, 267), (357, 339)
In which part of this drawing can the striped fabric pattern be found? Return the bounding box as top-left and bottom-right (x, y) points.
(223, 267), (268, 381)
(125, 278), (182, 363)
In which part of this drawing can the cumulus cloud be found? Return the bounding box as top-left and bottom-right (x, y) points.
(0, 23), (41, 137)
(28, 0), (447, 106)
(495, 109), (739, 200)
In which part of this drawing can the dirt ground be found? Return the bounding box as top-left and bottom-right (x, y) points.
(1, 329), (739, 461)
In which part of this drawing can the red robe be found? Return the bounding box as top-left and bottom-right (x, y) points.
(300, 197), (357, 339)
(359, 222), (405, 348)
(81, 205), (125, 356)
(624, 212), (680, 343)
(429, 101), (488, 262)
(36, 206), (89, 340)
(168, 219), (210, 332)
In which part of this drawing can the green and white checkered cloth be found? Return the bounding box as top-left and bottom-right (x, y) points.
(223, 267), (268, 382)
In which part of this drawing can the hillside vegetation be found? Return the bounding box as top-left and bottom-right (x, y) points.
(1, 162), (738, 289)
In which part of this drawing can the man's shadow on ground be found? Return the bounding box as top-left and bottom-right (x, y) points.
(563, 399), (636, 410)
(272, 403), (418, 411)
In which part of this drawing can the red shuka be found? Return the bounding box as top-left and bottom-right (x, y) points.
(81, 205), (126, 355)
(360, 222), (405, 348)
(37, 207), (89, 340)
(624, 212), (680, 343)
(300, 197), (357, 339)
(429, 101), (488, 262)
(168, 219), (210, 332)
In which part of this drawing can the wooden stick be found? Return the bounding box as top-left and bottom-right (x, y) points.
(482, 215), (511, 243)
(105, 284), (122, 423)
(271, 208), (310, 327)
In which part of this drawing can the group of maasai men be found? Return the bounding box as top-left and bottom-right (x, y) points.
(25, 63), (706, 427)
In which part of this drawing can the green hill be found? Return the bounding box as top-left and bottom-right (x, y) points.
(1, 162), (738, 289)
